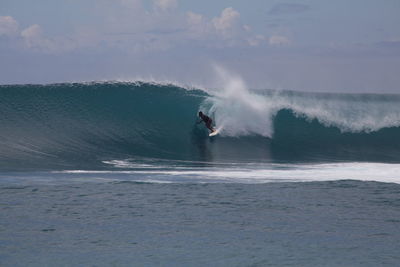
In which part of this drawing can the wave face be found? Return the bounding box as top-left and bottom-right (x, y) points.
(1, 82), (400, 170)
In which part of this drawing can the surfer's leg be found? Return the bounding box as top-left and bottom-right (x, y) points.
(206, 123), (214, 132)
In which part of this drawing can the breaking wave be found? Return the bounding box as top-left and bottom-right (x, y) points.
(1, 80), (400, 170)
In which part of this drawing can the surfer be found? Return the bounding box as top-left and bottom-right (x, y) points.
(197, 111), (215, 133)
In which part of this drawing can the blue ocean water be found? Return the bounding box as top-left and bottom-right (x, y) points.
(1, 82), (400, 266)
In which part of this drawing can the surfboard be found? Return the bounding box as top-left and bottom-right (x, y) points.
(209, 127), (222, 137)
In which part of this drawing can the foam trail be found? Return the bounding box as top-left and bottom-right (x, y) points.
(59, 162), (400, 184)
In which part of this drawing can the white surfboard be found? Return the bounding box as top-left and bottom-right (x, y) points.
(209, 126), (222, 137)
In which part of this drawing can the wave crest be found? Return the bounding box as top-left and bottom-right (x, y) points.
(202, 67), (400, 137)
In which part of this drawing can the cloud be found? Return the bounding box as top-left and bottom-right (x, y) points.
(269, 35), (290, 46)
(212, 7), (240, 37)
(268, 3), (310, 15)
(20, 24), (78, 53)
(0, 16), (19, 37)
(187, 11), (203, 25)
(185, 7), (266, 46)
(20, 24), (54, 51)
(186, 11), (209, 39)
(0, 16), (77, 53)
(247, 34), (266, 47)
(0, 16), (59, 52)
(153, 0), (178, 11)
(2, 3), (266, 54)
(21, 24), (42, 40)
(187, 7), (246, 41)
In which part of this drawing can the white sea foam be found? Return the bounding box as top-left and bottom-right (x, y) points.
(200, 66), (400, 137)
(58, 162), (400, 184)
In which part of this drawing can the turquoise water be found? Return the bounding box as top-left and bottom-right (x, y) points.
(1, 82), (400, 170)
(1, 82), (400, 266)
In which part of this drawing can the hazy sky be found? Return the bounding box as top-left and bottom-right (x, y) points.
(1, 0), (400, 92)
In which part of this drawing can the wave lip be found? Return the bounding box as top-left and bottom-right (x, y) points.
(202, 86), (400, 137)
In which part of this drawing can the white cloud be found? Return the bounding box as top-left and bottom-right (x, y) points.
(186, 7), (249, 42)
(187, 11), (203, 25)
(20, 24), (76, 52)
(212, 7), (240, 37)
(186, 11), (210, 39)
(269, 35), (290, 46)
(20, 24), (48, 49)
(248, 34), (266, 46)
(243, 25), (251, 32)
(0, 17), (67, 52)
(2, 3), (266, 54)
(21, 24), (42, 40)
(153, 0), (178, 11)
(242, 25), (266, 46)
(185, 7), (266, 47)
(0, 16), (19, 37)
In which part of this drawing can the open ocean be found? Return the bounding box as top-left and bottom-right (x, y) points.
(1, 82), (400, 266)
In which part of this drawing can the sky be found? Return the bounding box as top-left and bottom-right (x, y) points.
(0, 0), (400, 93)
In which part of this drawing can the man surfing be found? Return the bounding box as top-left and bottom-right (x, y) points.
(197, 111), (215, 133)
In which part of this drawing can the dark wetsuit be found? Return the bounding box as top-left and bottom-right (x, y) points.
(199, 114), (214, 132)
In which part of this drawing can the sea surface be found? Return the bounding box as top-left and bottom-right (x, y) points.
(1, 82), (400, 266)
